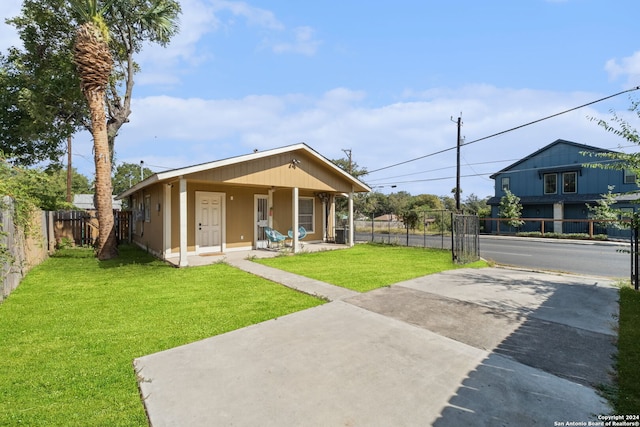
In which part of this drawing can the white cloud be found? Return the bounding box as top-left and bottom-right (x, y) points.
(212, 0), (283, 30)
(605, 51), (640, 88)
(86, 84), (639, 199)
(136, 0), (318, 86)
(272, 26), (322, 56)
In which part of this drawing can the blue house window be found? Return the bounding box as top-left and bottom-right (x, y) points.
(501, 177), (510, 192)
(625, 169), (637, 184)
(563, 172), (577, 194)
(544, 173), (557, 194)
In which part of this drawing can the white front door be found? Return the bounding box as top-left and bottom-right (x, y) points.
(196, 192), (223, 253)
(255, 195), (269, 249)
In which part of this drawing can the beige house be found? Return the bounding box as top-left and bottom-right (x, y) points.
(117, 143), (371, 267)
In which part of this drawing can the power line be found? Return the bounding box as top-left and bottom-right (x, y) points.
(371, 158), (620, 187)
(462, 86), (640, 147)
(376, 160), (615, 185)
(367, 86), (640, 175)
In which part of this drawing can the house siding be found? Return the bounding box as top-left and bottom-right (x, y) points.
(488, 139), (639, 234)
(188, 151), (353, 193)
(118, 143), (370, 265)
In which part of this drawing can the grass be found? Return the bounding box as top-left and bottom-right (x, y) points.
(614, 285), (640, 413)
(0, 245), (324, 426)
(254, 243), (488, 292)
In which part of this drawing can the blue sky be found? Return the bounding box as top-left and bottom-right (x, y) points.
(2, 0), (640, 198)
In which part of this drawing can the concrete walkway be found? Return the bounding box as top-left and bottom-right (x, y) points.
(134, 252), (618, 426)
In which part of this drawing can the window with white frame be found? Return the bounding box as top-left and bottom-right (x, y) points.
(298, 197), (314, 232)
(625, 169), (637, 184)
(562, 172), (577, 194)
(544, 173), (557, 194)
(501, 177), (510, 192)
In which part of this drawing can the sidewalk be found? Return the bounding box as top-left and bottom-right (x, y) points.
(134, 257), (618, 426)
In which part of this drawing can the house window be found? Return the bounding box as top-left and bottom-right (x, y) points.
(144, 195), (151, 222)
(624, 169), (637, 184)
(620, 207), (634, 220)
(501, 177), (510, 192)
(544, 173), (557, 194)
(563, 172), (577, 194)
(298, 197), (314, 232)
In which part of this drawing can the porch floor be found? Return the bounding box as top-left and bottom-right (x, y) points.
(164, 242), (348, 268)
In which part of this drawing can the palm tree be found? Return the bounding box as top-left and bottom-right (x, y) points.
(72, 0), (118, 260)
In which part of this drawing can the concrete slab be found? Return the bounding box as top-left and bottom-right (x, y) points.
(398, 267), (618, 335)
(134, 266), (617, 426)
(225, 258), (359, 301)
(432, 352), (610, 427)
(135, 302), (488, 427)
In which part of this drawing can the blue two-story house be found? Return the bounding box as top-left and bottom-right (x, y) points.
(487, 139), (639, 234)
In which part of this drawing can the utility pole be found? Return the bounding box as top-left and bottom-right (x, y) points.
(140, 160), (144, 181)
(66, 136), (72, 203)
(342, 148), (352, 174)
(451, 115), (462, 211)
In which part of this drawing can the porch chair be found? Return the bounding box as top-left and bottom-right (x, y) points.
(287, 226), (307, 250)
(264, 227), (287, 249)
(288, 226), (307, 240)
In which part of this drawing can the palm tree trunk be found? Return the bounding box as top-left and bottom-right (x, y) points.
(86, 89), (118, 260)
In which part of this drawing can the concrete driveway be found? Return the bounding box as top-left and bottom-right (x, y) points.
(134, 265), (618, 426)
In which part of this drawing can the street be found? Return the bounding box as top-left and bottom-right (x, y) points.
(479, 236), (629, 279)
(355, 232), (630, 279)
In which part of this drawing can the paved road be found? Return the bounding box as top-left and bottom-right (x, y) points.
(356, 232), (630, 279)
(479, 236), (629, 279)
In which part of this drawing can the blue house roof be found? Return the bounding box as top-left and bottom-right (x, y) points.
(489, 139), (611, 179)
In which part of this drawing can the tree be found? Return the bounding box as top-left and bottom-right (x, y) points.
(463, 194), (490, 217)
(586, 98), (640, 175)
(71, 169), (92, 194)
(4, 0), (181, 166)
(3, 0), (181, 260)
(332, 155), (369, 217)
(1, 0), (87, 166)
(499, 190), (524, 229)
(440, 195), (456, 211)
(410, 194), (444, 211)
(0, 156), (76, 212)
(586, 186), (627, 229)
(72, 0), (118, 260)
(112, 162), (153, 195)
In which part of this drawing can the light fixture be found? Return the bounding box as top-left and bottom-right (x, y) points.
(289, 158), (301, 169)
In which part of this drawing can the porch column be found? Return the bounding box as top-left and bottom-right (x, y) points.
(553, 202), (563, 234)
(348, 191), (354, 247)
(292, 187), (299, 253)
(179, 177), (188, 267)
(322, 198), (327, 242)
(329, 195), (336, 242)
(268, 188), (274, 228)
(163, 183), (172, 259)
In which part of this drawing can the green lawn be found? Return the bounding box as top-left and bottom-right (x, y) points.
(615, 285), (640, 413)
(4, 241), (635, 420)
(0, 245), (324, 426)
(254, 243), (488, 292)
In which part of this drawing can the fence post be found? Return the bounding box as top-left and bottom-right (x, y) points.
(450, 212), (455, 262)
(371, 213), (374, 242)
(631, 224), (638, 291)
(423, 211), (426, 248)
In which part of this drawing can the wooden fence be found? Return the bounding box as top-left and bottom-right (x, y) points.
(52, 210), (131, 247)
(2, 206), (131, 303)
(480, 217), (630, 239)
